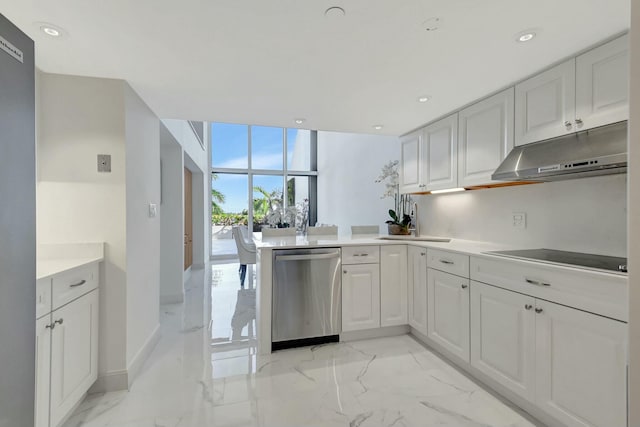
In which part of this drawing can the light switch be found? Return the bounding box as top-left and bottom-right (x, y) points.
(97, 154), (111, 172)
(149, 203), (157, 218)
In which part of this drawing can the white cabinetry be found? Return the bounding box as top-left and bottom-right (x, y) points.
(535, 299), (627, 427)
(470, 281), (536, 401)
(342, 264), (380, 332)
(516, 34), (628, 146)
(424, 114), (458, 191)
(407, 246), (428, 335)
(399, 131), (424, 193)
(427, 268), (469, 362)
(575, 34), (629, 131)
(380, 245), (408, 327)
(50, 290), (99, 427)
(515, 60), (576, 146)
(458, 88), (514, 186)
(35, 262), (100, 427)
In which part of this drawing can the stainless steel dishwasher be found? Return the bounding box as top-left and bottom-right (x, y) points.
(272, 248), (341, 351)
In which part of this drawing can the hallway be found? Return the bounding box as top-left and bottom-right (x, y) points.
(62, 262), (539, 427)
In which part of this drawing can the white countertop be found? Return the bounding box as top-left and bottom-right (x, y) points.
(254, 234), (517, 256)
(37, 242), (104, 280)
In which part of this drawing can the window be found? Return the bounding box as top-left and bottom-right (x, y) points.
(210, 123), (317, 257)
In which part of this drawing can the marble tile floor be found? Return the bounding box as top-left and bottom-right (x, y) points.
(63, 262), (541, 427)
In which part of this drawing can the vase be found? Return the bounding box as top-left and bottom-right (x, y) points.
(387, 224), (411, 235)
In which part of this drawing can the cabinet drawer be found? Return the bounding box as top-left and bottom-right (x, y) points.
(427, 249), (469, 278)
(52, 263), (99, 310)
(36, 278), (52, 319)
(342, 246), (380, 265)
(471, 256), (627, 322)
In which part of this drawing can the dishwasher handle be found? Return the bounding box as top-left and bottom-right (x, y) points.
(275, 251), (341, 262)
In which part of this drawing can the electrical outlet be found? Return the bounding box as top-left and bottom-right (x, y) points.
(512, 212), (526, 229)
(149, 203), (157, 218)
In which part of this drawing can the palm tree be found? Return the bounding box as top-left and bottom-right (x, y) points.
(212, 173), (226, 215)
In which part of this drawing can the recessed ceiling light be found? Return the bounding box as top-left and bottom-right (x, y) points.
(35, 22), (67, 38)
(325, 7), (346, 18)
(516, 30), (536, 43)
(418, 95), (431, 103)
(373, 125), (384, 130)
(294, 118), (305, 125)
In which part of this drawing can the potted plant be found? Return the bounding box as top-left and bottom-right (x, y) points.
(386, 209), (412, 235)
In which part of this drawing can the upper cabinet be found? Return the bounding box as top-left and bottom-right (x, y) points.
(575, 34), (629, 131)
(424, 114), (458, 191)
(516, 34), (628, 146)
(458, 88), (515, 187)
(515, 60), (576, 146)
(399, 130), (424, 194)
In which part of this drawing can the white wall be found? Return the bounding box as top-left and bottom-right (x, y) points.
(317, 131), (400, 234)
(417, 174), (627, 256)
(124, 84), (161, 371)
(627, 0), (639, 423)
(37, 73), (129, 382)
(160, 125), (185, 303)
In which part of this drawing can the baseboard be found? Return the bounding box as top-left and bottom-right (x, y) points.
(160, 293), (184, 304)
(340, 324), (409, 342)
(89, 369), (129, 393)
(127, 324), (161, 389)
(183, 267), (192, 284)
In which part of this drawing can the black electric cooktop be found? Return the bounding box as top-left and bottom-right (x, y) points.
(486, 249), (627, 273)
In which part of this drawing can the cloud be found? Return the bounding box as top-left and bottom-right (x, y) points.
(218, 153), (283, 170)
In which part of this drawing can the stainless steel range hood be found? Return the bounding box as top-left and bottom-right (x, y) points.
(492, 121), (627, 182)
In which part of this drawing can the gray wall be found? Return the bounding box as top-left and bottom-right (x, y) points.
(0, 13), (36, 427)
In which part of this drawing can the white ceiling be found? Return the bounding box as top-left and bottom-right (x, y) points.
(0, 0), (630, 135)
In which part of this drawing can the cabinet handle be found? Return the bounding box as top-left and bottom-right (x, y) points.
(419, 184), (426, 188)
(535, 308), (543, 314)
(45, 323), (55, 330)
(524, 304), (533, 310)
(343, 270), (347, 274)
(54, 318), (64, 326)
(421, 252), (426, 256)
(359, 254), (368, 257)
(575, 118), (583, 126)
(70, 279), (87, 288)
(439, 259), (454, 265)
(461, 284), (468, 289)
(564, 121), (572, 130)
(525, 278), (551, 287)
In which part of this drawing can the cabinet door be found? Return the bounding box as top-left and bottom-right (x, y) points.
(380, 245), (408, 327)
(470, 281), (535, 401)
(407, 246), (428, 335)
(342, 264), (380, 332)
(515, 59), (576, 146)
(424, 114), (458, 191)
(535, 300), (627, 427)
(35, 316), (51, 427)
(399, 131), (424, 193)
(576, 35), (629, 131)
(427, 269), (469, 362)
(458, 88), (514, 187)
(50, 290), (99, 427)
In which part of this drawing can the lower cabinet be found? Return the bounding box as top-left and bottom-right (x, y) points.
(471, 281), (627, 427)
(35, 316), (52, 427)
(470, 281), (536, 401)
(407, 246), (428, 335)
(380, 245), (408, 327)
(427, 268), (469, 362)
(342, 264), (380, 331)
(50, 289), (99, 427)
(535, 299), (627, 427)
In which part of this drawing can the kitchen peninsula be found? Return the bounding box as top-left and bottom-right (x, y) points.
(255, 234), (628, 427)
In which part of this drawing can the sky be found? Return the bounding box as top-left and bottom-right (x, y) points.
(211, 123), (307, 214)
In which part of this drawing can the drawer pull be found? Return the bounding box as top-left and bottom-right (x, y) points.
(359, 254), (368, 257)
(461, 284), (468, 289)
(525, 278), (550, 287)
(70, 279), (87, 288)
(535, 308), (543, 314)
(439, 259), (454, 265)
(524, 304), (533, 310)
